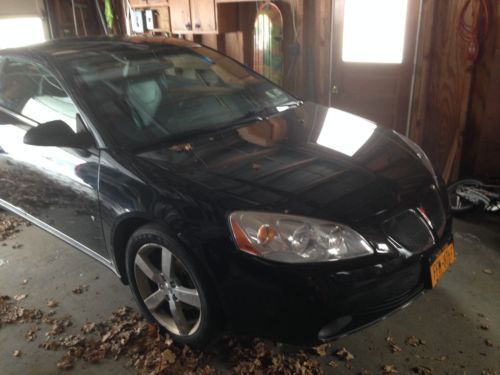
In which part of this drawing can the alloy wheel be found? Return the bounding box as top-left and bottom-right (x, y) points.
(134, 243), (202, 336)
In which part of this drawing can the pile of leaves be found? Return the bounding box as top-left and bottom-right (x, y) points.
(0, 212), (26, 241)
(0, 295), (325, 374)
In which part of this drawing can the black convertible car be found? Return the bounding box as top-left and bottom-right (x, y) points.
(0, 36), (454, 348)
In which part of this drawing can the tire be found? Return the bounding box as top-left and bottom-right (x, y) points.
(447, 179), (483, 214)
(125, 223), (219, 348)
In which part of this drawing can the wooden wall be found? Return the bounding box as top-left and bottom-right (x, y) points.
(408, 0), (478, 181)
(461, 0), (500, 178)
(408, 0), (499, 181)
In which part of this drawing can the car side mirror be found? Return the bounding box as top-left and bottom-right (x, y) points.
(23, 120), (93, 149)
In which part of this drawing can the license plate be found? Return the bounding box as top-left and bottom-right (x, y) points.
(430, 242), (455, 288)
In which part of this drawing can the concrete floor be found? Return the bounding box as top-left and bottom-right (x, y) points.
(0, 212), (499, 374)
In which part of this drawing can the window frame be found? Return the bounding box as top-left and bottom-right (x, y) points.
(0, 53), (103, 148)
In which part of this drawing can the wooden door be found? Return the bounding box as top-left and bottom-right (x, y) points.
(190, 0), (217, 33)
(170, 0), (192, 33)
(330, 0), (420, 134)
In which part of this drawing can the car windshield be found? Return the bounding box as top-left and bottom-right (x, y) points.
(66, 44), (298, 150)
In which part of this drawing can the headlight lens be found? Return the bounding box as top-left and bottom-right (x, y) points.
(229, 211), (374, 263)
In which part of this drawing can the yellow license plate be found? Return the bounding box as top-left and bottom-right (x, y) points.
(430, 242), (455, 288)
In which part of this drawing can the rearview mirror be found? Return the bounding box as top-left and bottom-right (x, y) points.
(23, 120), (93, 149)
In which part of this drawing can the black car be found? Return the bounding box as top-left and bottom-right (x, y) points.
(0, 36), (454, 348)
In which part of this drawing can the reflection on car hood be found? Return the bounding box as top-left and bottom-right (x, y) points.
(137, 102), (434, 224)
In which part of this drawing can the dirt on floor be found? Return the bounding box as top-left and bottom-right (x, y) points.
(0, 210), (499, 374)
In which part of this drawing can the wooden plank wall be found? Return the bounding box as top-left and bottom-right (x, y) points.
(302, 0), (332, 106)
(409, 0), (479, 181)
(461, 0), (500, 178)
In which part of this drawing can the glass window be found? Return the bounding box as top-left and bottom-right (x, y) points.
(65, 46), (297, 150)
(0, 17), (46, 49)
(342, 0), (409, 63)
(0, 59), (79, 132)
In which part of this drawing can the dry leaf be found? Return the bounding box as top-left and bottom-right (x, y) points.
(328, 360), (338, 368)
(382, 364), (399, 374)
(81, 321), (96, 334)
(434, 355), (448, 361)
(335, 347), (354, 361)
(165, 335), (173, 346)
(162, 349), (176, 364)
(386, 336), (402, 353)
(482, 269), (493, 275)
(479, 325), (489, 330)
(313, 343), (329, 356)
(12, 350), (21, 357)
(405, 335), (426, 347)
(72, 285), (89, 294)
(56, 355), (74, 370)
(25, 325), (38, 342)
(412, 365), (432, 374)
(40, 339), (60, 351)
(14, 294), (27, 301)
(484, 339), (494, 347)
(47, 299), (58, 308)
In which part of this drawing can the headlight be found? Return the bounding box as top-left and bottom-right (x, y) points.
(396, 132), (438, 183)
(228, 211), (374, 263)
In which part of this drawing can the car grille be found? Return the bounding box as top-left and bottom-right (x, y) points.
(383, 209), (434, 253)
(421, 187), (446, 237)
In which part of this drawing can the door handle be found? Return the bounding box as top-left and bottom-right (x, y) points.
(331, 84), (340, 95)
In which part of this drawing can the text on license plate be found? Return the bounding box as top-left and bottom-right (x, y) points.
(430, 242), (455, 288)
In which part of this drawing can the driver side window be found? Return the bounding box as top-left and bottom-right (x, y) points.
(0, 58), (79, 132)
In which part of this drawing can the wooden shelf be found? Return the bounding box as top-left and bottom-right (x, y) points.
(152, 28), (171, 32)
(216, 0), (256, 3)
(129, 0), (169, 9)
(131, 4), (169, 8)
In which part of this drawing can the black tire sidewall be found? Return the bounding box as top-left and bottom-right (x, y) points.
(125, 224), (218, 348)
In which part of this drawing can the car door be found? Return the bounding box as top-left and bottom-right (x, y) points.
(0, 56), (109, 262)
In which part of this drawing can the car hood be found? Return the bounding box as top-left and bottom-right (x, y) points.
(135, 102), (435, 226)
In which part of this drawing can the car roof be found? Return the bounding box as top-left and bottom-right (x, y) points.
(0, 36), (201, 61)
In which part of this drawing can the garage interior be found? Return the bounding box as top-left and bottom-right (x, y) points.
(0, 0), (499, 374)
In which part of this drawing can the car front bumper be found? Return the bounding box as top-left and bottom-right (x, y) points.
(206, 218), (453, 345)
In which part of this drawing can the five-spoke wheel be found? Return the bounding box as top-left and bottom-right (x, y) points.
(126, 224), (218, 347)
(134, 243), (202, 336)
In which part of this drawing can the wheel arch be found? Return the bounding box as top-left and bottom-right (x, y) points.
(111, 214), (154, 284)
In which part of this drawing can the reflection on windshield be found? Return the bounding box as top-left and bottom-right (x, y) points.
(69, 46), (296, 150)
(316, 108), (376, 157)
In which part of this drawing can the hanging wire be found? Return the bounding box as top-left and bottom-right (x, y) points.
(458, 0), (490, 62)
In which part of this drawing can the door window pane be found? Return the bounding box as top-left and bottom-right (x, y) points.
(0, 17), (46, 49)
(0, 60), (78, 131)
(342, 0), (409, 63)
